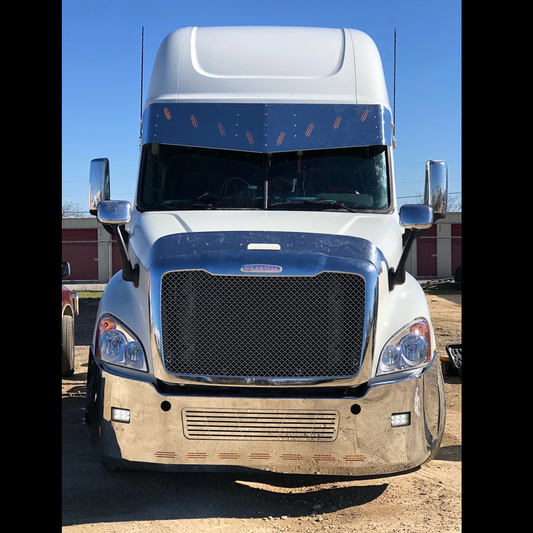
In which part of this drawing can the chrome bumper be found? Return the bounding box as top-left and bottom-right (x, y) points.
(86, 352), (445, 477)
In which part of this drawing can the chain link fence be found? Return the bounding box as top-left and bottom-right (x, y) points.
(62, 240), (99, 281)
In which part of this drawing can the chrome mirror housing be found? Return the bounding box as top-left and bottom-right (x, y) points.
(89, 158), (111, 215)
(424, 160), (448, 216)
(399, 204), (434, 230)
(96, 200), (138, 286)
(390, 204), (435, 290)
(97, 200), (132, 226)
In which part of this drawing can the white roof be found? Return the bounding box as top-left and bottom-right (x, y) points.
(145, 26), (390, 108)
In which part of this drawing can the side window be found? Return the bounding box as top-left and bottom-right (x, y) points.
(140, 145), (166, 207)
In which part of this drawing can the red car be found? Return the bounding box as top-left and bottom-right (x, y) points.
(62, 262), (79, 377)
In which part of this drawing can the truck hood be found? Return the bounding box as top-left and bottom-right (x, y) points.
(128, 210), (403, 271)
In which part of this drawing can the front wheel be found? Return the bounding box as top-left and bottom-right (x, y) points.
(62, 314), (75, 377)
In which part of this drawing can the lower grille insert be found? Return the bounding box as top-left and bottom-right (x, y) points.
(182, 408), (339, 441)
(161, 270), (365, 378)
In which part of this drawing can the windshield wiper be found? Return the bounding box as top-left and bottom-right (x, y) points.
(146, 200), (219, 211)
(269, 200), (357, 213)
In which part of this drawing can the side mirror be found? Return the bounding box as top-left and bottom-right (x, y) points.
(96, 200), (132, 226)
(390, 204), (435, 290)
(97, 200), (138, 287)
(61, 261), (71, 278)
(89, 158), (111, 215)
(399, 204), (434, 230)
(424, 160), (448, 218)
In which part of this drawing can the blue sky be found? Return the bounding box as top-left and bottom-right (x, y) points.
(62, 0), (461, 214)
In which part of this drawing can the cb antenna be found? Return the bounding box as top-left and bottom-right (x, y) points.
(139, 26), (144, 142)
(393, 28), (397, 147)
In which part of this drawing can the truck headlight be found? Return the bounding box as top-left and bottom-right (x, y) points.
(96, 314), (147, 372)
(377, 319), (431, 376)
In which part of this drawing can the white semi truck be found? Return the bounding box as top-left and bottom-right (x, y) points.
(86, 26), (448, 476)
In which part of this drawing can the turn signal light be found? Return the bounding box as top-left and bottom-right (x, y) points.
(98, 316), (117, 336)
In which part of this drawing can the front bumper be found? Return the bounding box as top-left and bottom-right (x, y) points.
(85, 351), (445, 477)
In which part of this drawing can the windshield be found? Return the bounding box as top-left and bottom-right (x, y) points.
(138, 144), (389, 211)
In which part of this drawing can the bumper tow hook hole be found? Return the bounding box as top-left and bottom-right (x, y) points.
(161, 401), (171, 412)
(351, 404), (361, 415)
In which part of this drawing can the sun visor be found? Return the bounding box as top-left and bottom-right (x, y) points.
(142, 103), (392, 153)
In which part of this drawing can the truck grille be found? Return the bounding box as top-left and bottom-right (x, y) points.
(161, 270), (365, 378)
(182, 408), (340, 441)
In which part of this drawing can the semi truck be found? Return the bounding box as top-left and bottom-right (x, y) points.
(85, 26), (448, 476)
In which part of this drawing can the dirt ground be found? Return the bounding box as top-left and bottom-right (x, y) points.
(62, 293), (461, 532)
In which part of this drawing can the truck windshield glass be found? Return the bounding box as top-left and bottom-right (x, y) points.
(138, 144), (389, 211)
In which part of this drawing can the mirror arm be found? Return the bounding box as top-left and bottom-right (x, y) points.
(112, 225), (139, 287)
(388, 228), (422, 290)
(101, 224), (115, 237)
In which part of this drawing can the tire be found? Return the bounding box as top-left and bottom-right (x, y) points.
(62, 314), (75, 377)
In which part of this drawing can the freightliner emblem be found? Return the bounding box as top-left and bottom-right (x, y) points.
(241, 264), (283, 273)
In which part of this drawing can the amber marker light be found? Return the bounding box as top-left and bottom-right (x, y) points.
(410, 321), (428, 337)
(98, 316), (117, 336)
(410, 321), (431, 361)
(96, 314), (148, 372)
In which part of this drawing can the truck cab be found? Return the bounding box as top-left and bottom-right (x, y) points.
(85, 26), (448, 476)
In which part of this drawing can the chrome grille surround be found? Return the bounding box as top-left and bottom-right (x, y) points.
(161, 270), (365, 378)
(147, 231), (381, 387)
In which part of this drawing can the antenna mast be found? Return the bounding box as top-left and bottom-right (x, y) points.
(139, 26), (144, 141)
(393, 28), (397, 145)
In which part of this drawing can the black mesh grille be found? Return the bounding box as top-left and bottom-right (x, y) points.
(161, 270), (365, 378)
